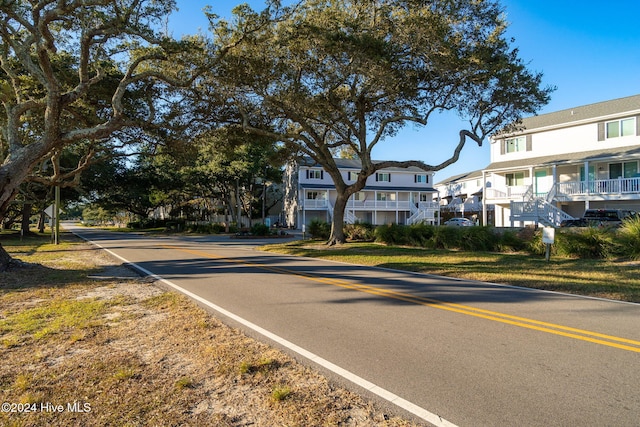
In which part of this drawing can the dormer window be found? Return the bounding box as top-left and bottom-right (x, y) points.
(415, 174), (429, 183)
(306, 169), (323, 179)
(375, 172), (391, 182)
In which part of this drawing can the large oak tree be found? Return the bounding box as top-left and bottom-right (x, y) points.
(0, 0), (256, 270)
(218, 0), (554, 244)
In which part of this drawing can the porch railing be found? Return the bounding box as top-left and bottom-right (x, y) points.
(510, 199), (575, 227)
(556, 177), (640, 197)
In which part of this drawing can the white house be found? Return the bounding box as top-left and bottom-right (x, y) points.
(284, 158), (439, 228)
(434, 169), (490, 217)
(483, 94), (640, 227)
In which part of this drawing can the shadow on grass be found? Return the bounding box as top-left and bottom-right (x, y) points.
(0, 232), (128, 291)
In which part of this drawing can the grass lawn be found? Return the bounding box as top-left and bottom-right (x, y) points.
(259, 240), (640, 303)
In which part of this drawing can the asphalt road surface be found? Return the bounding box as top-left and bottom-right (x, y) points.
(66, 224), (640, 427)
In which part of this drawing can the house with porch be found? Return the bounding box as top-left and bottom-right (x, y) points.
(483, 94), (640, 227)
(434, 169), (494, 224)
(284, 158), (439, 228)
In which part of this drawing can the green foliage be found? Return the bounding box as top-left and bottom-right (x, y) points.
(496, 229), (528, 252)
(308, 219), (331, 239)
(529, 227), (620, 259)
(431, 226), (462, 249)
(271, 385), (292, 402)
(406, 224), (436, 247)
(344, 222), (375, 241)
(459, 227), (499, 251)
(561, 227), (618, 259)
(251, 223), (271, 236)
(618, 216), (640, 260)
(374, 223), (409, 246)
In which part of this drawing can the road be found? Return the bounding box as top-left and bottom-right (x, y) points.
(66, 224), (640, 427)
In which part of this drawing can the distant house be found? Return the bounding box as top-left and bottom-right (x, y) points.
(483, 94), (640, 227)
(434, 169), (493, 222)
(284, 158), (439, 228)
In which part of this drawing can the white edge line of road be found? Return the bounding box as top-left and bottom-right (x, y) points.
(76, 232), (458, 427)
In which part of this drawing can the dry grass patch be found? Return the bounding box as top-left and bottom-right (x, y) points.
(0, 232), (422, 426)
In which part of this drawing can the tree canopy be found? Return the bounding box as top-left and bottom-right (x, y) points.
(216, 0), (554, 243)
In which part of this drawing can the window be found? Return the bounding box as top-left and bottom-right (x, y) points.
(306, 191), (325, 200)
(347, 171), (358, 181)
(609, 162), (638, 179)
(606, 118), (635, 139)
(353, 192), (365, 201)
(307, 169), (323, 179)
(505, 136), (526, 153)
(505, 172), (525, 186)
(376, 192), (396, 201)
(375, 172), (391, 182)
(415, 174), (428, 183)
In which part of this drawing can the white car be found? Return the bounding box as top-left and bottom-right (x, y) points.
(444, 217), (474, 227)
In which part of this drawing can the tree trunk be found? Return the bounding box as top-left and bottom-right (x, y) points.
(328, 193), (347, 245)
(38, 211), (46, 233)
(21, 203), (32, 236)
(0, 242), (13, 272)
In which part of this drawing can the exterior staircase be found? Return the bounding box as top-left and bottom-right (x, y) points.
(328, 200), (357, 224)
(407, 201), (439, 225)
(509, 185), (575, 227)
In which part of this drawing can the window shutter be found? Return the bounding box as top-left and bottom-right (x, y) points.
(388, 174), (391, 182)
(636, 116), (640, 136)
(597, 122), (605, 141)
(526, 135), (532, 151)
(320, 171), (324, 179)
(306, 170), (309, 179)
(375, 173), (379, 181)
(500, 140), (505, 155)
(414, 175), (417, 183)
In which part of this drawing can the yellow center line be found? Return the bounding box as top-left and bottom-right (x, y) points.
(161, 244), (640, 353)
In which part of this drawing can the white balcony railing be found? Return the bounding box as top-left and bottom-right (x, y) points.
(556, 177), (640, 197)
(488, 177), (640, 201)
(303, 199), (329, 209)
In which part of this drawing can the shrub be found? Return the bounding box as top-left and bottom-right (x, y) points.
(618, 216), (640, 260)
(250, 223), (271, 236)
(344, 222), (374, 241)
(459, 227), (499, 251)
(307, 219), (330, 239)
(558, 227), (618, 259)
(496, 229), (527, 252)
(374, 223), (409, 245)
(406, 223), (435, 247)
(431, 226), (461, 249)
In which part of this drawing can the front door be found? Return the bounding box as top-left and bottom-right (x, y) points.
(534, 170), (552, 196)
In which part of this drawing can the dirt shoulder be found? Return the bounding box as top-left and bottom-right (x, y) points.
(0, 237), (424, 426)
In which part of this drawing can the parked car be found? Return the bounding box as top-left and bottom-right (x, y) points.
(444, 217), (474, 227)
(582, 209), (631, 227)
(560, 218), (587, 227)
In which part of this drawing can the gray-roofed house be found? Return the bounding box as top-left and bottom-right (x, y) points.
(283, 157), (439, 229)
(483, 94), (640, 227)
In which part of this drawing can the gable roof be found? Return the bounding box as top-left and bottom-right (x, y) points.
(435, 169), (484, 186)
(518, 94), (640, 132)
(485, 144), (640, 171)
(297, 157), (429, 173)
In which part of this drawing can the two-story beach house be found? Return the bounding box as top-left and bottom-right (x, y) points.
(483, 94), (640, 227)
(284, 158), (439, 228)
(434, 169), (491, 221)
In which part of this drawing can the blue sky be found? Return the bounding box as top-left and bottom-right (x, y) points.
(170, 1), (640, 181)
